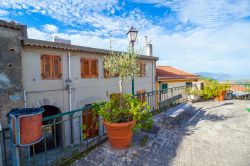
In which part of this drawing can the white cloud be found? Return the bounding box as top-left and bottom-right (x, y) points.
(0, 0), (153, 37)
(43, 24), (58, 33)
(0, 9), (9, 16)
(2, 0), (250, 79)
(27, 27), (49, 40)
(27, 20), (250, 80)
(150, 22), (250, 79)
(133, 0), (250, 28)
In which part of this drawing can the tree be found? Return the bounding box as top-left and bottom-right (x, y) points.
(104, 48), (140, 94)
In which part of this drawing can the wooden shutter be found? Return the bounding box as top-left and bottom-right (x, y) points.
(90, 59), (98, 78)
(103, 60), (109, 78)
(137, 90), (146, 103)
(142, 63), (146, 76)
(53, 56), (62, 79)
(139, 62), (146, 77)
(82, 109), (98, 140)
(81, 58), (90, 78)
(41, 55), (52, 79)
(104, 69), (110, 78)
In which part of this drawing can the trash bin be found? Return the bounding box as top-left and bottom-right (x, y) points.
(7, 108), (45, 146)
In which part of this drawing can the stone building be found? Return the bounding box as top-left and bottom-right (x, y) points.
(0, 20), (27, 127)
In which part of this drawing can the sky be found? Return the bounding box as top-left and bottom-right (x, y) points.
(0, 0), (250, 80)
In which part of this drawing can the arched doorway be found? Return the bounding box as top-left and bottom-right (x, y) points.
(31, 105), (63, 154)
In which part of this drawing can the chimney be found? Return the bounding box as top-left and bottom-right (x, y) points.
(145, 36), (153, 56)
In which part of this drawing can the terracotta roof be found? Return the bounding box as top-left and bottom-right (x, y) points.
(156, 66), (198, 80)
(231, 85), (247, 92)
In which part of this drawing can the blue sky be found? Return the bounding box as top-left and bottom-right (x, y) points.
(0, 0), (250, 80)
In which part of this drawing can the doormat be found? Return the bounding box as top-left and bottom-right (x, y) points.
(142, 125), (160, 134)
(246, 108), (250, 112)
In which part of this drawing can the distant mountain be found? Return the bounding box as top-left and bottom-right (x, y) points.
(196, 72), (231, 81)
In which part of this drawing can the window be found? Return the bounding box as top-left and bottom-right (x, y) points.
(137, 90), (146, 103)
(186, 82), (192, 87)
(41, 54), (62, 79)
(161, 83), (168, 90)
(103, 61), (119, 78)
(81, 58), (98, 78)
(139, 62), (146, 77)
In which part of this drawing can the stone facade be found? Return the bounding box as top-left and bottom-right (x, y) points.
(0, 20), (27, 127)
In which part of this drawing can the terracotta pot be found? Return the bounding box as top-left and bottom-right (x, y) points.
(103, 120), (135, 149)
(12, 114), (43, 145)
(214, 96), (220, 101)
(219, 90), (227, 101)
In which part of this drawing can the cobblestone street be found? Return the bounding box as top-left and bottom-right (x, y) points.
(71, 100), (250, 166)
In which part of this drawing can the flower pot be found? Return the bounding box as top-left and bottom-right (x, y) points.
(219, 90), (227, 101)
(13, 114), (43, 145)
(188, 95), (199, 102)
(214, 96), (220, 101)
(8, 108), (44, 146)
(103, 120), (135, 149)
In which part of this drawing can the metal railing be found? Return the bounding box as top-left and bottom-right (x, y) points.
(0, 86), (188, 166)
(225, 84), (250, 100)
(1, 83), (249, 165)
(134, 86), (188, 112)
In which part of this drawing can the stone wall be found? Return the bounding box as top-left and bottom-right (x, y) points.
(0, 20), (26, 127)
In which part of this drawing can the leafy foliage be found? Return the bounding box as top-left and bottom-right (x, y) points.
(200, 78), (230, 100)
(185, 87), (203, 96)
(104, 48), (140, 93)
(93, 94), (153, 131)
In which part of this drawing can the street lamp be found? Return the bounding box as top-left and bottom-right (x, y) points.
(127, 27), (138, 50)
(127, 27), (138, 95)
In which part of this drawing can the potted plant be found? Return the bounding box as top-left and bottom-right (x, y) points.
(94, 49), (153, 149)
(217, 82), (230, 101)
(7, 108), (45, 145)
(94, 94), (152, 149)
(185, 87), (202, 102)
(200, 78), (220, 100)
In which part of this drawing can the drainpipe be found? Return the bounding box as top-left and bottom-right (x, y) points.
(152, 61), (154, 92)
(0, 122), (3, 166)
(23, 90), (27, 108)
(66, 51), (73, 145)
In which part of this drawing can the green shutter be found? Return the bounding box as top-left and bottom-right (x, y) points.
(161, 83), (168, 90)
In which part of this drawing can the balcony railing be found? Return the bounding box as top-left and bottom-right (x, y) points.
(0, 84), (249, 166)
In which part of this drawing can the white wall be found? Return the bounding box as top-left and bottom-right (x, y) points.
(22, 47), (156, 110)
(22, 47), (156, 145)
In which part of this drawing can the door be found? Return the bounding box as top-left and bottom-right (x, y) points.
(82, 104), (99, 140)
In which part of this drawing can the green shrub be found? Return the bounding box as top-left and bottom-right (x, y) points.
(185, 87), (203, 96)
(200, 78), (230, 100)
(93, 94), (153, 131)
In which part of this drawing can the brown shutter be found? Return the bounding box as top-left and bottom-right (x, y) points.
(142, 63), (146, 76)
(53, 56), (62, 79)
(81, 58), (90, 78)
(103, 60), (109, 78)
(104, 69), (109, 78)
(41, 55), (45, 79)
(41, 55), (52, 79)
(90, 59), (98, 78)
(139, 62), (143, 77)
(137, 90), (146, 103)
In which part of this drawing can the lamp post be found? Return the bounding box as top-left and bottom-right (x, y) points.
(127, 27), (138, 95)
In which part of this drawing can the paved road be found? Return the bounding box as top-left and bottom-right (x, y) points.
(71, 100), (250, 166)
